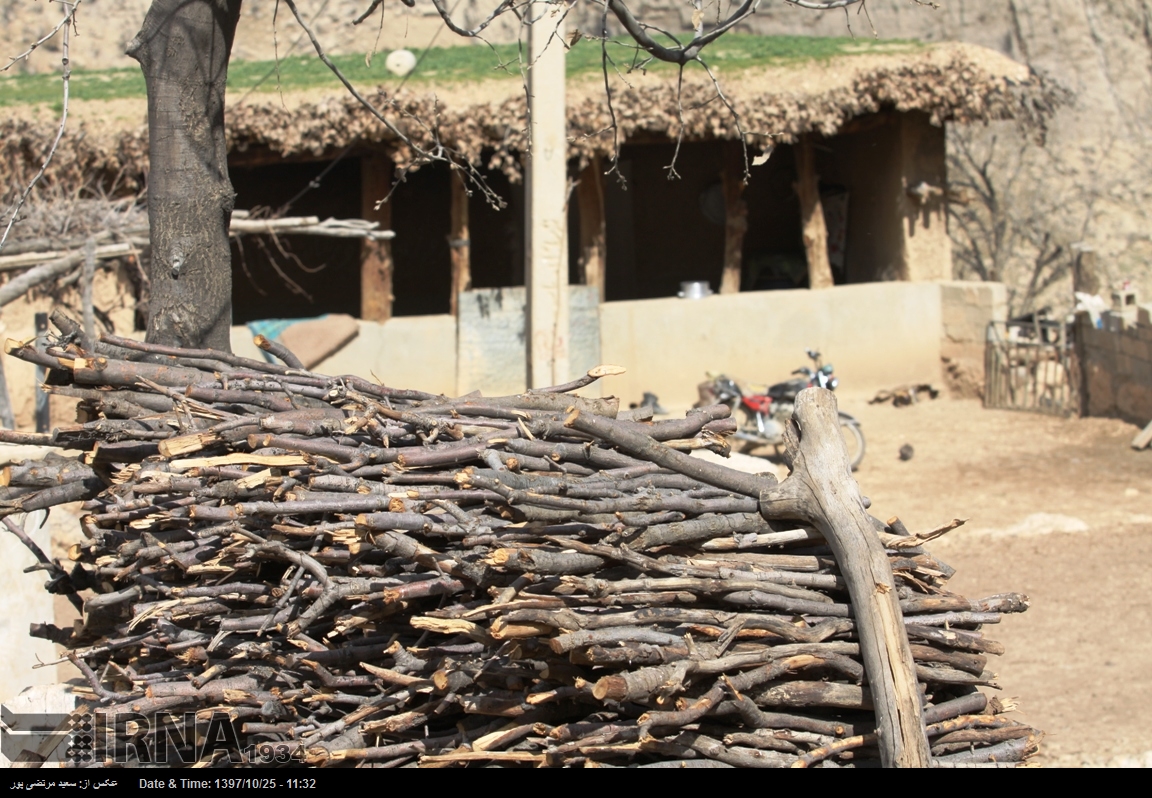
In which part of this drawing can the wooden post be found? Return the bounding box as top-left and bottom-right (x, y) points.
(795, 135), (835, 290)
(576, 156), (606, 301)
(525, 2), (569, 389)
(449, 174), (471, 316)
(360, 154), (395, 322)
(34, 312), (50, 433)
(1072, 246), (1101, 296)
(720, 142), (747, 294)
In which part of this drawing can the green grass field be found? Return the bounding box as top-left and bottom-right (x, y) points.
(0, 34), (921, 108)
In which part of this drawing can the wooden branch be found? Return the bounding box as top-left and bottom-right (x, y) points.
(0, 213), (387, 280)
(0, 241), (140, 273)
(230, 211), (393, 239)
(0, 251), (88, 307)
(254, 334), (305, 370)
(0, 6), (76, 252)
(3, 330), (1037, 769)
(759, 388), (929, 766)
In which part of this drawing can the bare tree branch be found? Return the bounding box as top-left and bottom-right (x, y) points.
(605, 0), (762, 65)
(948, 122), (1110, 315)
(695, 55), (750, 183)
(280, 0), (506, 208)
(1, 0), (81, 73)
(785, 0), (863, 9)
(429, 0), (524, 38)
(0, 2), (76, 253)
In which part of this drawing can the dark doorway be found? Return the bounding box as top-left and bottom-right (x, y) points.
(602, 142), (727, 301)
(390, 163), (452, 316)
(740, 142), (808, 291)
(229, 158), (362, 324)
(469, 165), (525, 290)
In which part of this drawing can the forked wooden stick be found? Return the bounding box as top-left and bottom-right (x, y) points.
(759, 388), (930, 767)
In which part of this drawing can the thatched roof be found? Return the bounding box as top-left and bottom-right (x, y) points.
(2, 41), (1059, 191)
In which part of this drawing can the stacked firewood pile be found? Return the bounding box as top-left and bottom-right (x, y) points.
(0, 315), (1040, 768)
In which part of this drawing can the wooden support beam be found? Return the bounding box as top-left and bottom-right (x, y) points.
(795, 135), (835, 290)
(449, 174), (472, 317)
(576, 156), (606, 301)
(720, 142), (747, 294)
(360, 154), (395, 322)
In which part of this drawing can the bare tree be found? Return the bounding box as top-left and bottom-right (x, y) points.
(5, 0), (871, 350)
(948, 122), (1109, 317)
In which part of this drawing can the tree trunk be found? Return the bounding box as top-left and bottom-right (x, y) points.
(127, 0), (242, 352)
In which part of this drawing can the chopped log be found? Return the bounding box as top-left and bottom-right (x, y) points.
(1131, 418), (1152, 450)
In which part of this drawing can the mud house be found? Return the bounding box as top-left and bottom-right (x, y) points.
(0, 38), (1052, 425)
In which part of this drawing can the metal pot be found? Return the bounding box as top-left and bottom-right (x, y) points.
(678, 281), (713, 299)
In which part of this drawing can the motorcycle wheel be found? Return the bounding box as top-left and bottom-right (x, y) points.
(840, 420), (865, 471)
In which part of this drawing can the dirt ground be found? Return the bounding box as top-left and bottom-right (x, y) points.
(831, 394), (1152, 767)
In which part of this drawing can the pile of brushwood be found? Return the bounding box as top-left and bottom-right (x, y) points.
(0, 314), (1040, 768)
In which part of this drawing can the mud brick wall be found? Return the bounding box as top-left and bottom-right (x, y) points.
(1075, 308), (1152, 425)
(941, 281), (1007, 398)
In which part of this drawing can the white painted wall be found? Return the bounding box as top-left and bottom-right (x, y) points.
(0, 446), (66, 708)
(230, 281), (1000, 407)
(600, 282), (949, 407)
(232, 314), (458, 397)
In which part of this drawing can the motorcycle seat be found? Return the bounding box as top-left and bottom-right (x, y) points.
(767, 378), (809, 400)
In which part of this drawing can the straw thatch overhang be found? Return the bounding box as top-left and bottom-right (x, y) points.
(0, 41), (1054, 189)
(221, 41), (1056, 175)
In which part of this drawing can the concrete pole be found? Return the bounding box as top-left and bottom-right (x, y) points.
(525, 2), (569, 389)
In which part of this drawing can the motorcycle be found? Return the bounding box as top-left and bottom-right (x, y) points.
(698, 349), (866, 470)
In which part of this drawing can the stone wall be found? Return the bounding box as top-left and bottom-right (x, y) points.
(1075, 307), (1152, 425)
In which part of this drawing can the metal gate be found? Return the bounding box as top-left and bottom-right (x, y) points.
(984, 319), (1079, 416)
